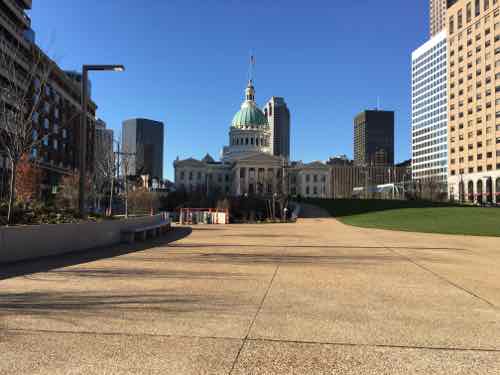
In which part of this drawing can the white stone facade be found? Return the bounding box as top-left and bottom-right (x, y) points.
(448, 170), (500, 204)
(174, 154), (332, 199)
(289, 162), (332, 198)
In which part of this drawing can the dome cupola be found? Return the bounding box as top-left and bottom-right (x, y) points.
(231, 80), (269, 129)
(223, 78), (272, 162)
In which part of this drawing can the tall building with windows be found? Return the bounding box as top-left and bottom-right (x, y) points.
(0, 0), (97, 199)
(446, 0), (500, 204)
(353, 110), (394, 167)
(431, 0), (448, 36)
(411, 30), (448, 186)
(431, 1), (459, 36)
(122, 118), (164, 180)
(95, 119), (113, 159)
(263, 97), (291, 160)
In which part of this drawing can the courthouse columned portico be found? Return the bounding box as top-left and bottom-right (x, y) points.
(174, 79), (331, 198)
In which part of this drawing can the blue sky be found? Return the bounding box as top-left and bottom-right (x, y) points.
(31, 0), (428, 180)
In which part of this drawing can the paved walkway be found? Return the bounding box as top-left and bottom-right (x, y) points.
(1, 219), (499, 374)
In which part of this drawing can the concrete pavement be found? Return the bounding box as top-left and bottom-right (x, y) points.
(1, 219), (499, 374)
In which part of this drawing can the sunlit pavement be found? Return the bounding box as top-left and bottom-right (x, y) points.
(1, 218), (499, 374)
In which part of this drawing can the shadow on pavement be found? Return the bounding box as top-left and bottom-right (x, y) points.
(0, 226), (192, 281)
(0, 290), (242, 318)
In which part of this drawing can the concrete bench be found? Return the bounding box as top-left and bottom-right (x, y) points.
(121, 220), (171, 244)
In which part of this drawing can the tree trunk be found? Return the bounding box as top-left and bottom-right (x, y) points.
(7, 160), (17, 226)
(108, 177), (114, 217)
(124, 178), (129, 219)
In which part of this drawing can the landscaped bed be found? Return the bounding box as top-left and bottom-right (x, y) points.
(0, 202), (112, 226)
(305, 199), (500, 237)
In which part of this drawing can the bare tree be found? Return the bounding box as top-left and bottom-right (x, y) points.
(55, 173), (80, 211)
(0, 37), (53, 224)
(120, 148), (135, 218)
(92, 145), (116, 215)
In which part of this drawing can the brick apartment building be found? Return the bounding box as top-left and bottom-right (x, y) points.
(0, 0), (97, 199)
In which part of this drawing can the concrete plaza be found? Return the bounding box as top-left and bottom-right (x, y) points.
(1, 217), (499, 374)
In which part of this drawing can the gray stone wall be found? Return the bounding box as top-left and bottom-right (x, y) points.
(0, 215), (163, 263)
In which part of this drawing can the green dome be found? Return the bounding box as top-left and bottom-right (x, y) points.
(232, 104), (268, 128)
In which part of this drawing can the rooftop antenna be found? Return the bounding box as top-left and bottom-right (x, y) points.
(248, 50), (255, 83)
(376, 96), (381, 111)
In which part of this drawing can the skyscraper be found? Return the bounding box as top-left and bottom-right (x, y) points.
(354, 110), (394, 167)
(95, 119), (113, 160)
(411, 30), (448, 185)
(446, 0), (500, 204)
(430, 0), (447, 36)
(263, 97), (291, 160)
(122, 118), (164, 180)
(430, 0), (459, 36)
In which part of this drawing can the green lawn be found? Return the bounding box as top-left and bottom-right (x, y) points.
(304, 199), (500, 237)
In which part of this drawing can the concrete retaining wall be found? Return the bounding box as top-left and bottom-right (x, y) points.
(0, 215), (163, 264)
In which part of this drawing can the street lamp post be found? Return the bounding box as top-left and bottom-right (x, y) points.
(79, 65), (125, 218)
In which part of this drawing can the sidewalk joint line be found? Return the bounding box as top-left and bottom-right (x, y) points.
(247, 337), (500, 353)
(228, 263), (280, 375)
(5, 327), (499, 353)
(386, 246), (498, 310)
